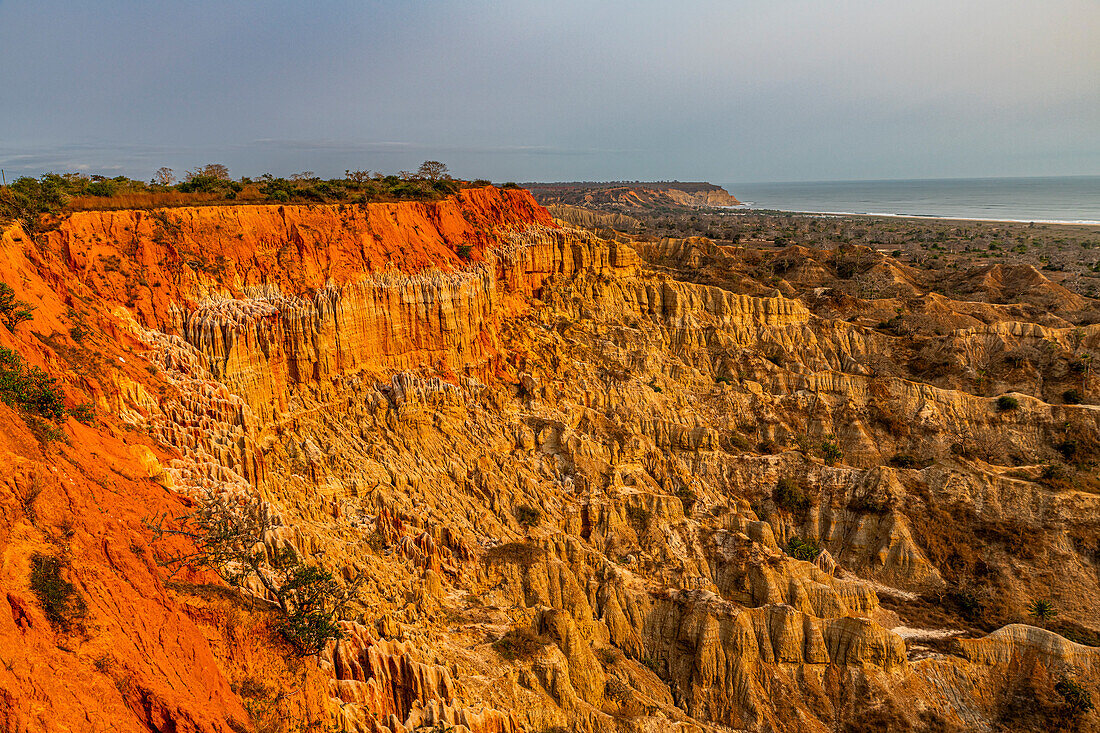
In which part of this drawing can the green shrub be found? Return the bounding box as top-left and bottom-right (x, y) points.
(0, 176), (67, 237)
(514, 504), (542, 527)
(819, 436), (843, 466)
(1028, 598), (1057, 622)
(996, 395), (1020, 411)
(948, 589), (983, 621)
(25, 415), (68, 446)
(30, 553), (86, 632)
(271, 562), (350, 655)
(0, 347), (67, 420)
(773, 478), (810, 515)
(69, 403), (95, 425)
(1055, 677), (1094, 715)
(0, 283), (34, 330)
(1063, 389), (1083, 405)
(457, 244), (473, 260)
(786, 536), (823, 562)
(84, 180), (116, 197)
(501, 182), (521, 189)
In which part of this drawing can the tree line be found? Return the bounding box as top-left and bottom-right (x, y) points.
(0, 161), (505, 224)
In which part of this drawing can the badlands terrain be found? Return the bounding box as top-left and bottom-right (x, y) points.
(1, 186), (1099, 732)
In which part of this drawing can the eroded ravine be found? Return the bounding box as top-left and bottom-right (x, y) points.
(1, 188), (1098, 732)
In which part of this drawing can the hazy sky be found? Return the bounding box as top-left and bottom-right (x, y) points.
(1, 0), (1097, 183)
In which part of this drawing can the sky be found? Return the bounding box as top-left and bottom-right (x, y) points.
(1, 0), (1098, 184)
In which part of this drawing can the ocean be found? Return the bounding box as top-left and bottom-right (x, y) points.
(726, 176), (1100, 224)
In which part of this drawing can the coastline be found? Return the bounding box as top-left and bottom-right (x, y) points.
(724, 175), (1100, 228)
(723, 205), (1100, 229)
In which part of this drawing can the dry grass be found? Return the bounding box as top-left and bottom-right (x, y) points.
(66, 189), (263, 211)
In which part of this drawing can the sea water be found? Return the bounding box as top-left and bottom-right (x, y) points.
(726, 176), (1100, 224)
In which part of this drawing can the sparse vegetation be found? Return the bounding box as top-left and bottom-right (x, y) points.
(1055, 677), (1094, 716)
(847, 492), (893, 513)
(514, 503), (542, 528)
(819, 436), (843, 466)
(29, 553), (86, 633)
(0, 346), (67, 420)
(69, 403), (95, 425)
(17, 477), (43, 524)
(0, 164), (501, 216)
(773, 477), (811, 516)
(25, 415), (69, 446)
(0, 175), (68, 237)
(786, 536), (823, 562)
(996, 395), (1020, 411)
(1038, 462), (1074, 491)
(492, 627), (549, 660)
(7, 174), (1100, 729)
(1028, 598), (1057, 623)
(147, 489), (363, 656)
(0, 283), (34, 330)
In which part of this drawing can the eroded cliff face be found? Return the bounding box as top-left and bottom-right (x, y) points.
(1, 188), (1098, 733)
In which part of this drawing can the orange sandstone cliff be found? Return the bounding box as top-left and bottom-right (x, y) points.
(1, 187), (1098, 732)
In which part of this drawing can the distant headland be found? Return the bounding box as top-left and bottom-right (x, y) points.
(522, 180), (740, 212)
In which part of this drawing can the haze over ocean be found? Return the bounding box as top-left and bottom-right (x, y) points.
(729, 176), (1100, 224)
(1, 1), (1096, 182)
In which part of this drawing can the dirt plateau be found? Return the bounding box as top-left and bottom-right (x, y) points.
(1, 187), (1099, 732)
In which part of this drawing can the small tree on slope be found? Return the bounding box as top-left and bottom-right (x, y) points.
(147, 488), (363, 655)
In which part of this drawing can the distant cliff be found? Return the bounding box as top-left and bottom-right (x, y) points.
(524, 180), (740, 211)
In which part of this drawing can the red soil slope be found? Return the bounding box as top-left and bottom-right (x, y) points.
(0, 187), (552, 732)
